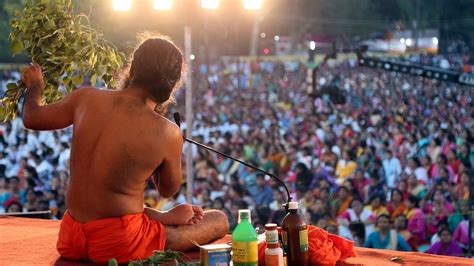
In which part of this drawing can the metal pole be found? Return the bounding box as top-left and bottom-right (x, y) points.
(250, 16), (262, 56)
(184, 26), (193, 203)
(414, 0), (420, 52)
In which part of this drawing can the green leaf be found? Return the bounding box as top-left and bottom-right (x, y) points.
(72, 76), (83, 86)
(0, 106), (6, 121)
(10, 40), (24, 55)
(46, 20), (56, 30)
(63, 76), (71, 86)
(65, 84), (73, 93)
(90, 74), (97, 86)
(108, 258), (118, 266)
(6, 83), (18, 90)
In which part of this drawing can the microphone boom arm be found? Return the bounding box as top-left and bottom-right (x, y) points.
(174, 112), (292, 204)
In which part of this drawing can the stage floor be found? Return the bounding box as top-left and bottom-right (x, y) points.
(1, 217), (473, 265)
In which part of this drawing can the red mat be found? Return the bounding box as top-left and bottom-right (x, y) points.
(1, 217), (473, 265)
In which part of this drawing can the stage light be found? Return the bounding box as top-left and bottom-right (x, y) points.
(274, 35), (279, 41)
(432, 37), (439, 45)
(263, 48), (270, 55)
(153, 0), (172, 10)
(243, 0), (263, 10)
(112, 0), (132, 11)
(406, 38), (413, 46)
(190, 54), (196, 60)
(201, 0), (219, 9)
(260, 32), (266, 38)
(309, 41), (316, 51)
(400, 38), (405, 44)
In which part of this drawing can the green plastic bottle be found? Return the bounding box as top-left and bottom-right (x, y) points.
(232, 209), (258, 266)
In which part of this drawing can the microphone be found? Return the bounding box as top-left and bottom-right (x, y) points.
(173, 112), (181, 128)
(173, 112), (292, 205)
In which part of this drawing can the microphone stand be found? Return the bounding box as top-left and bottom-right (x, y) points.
(173, 112), (292, 206)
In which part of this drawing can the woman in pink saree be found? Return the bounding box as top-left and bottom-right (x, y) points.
(404, 195), (426, 245)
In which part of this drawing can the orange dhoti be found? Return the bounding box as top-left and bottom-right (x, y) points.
(57, 211), (166, 264)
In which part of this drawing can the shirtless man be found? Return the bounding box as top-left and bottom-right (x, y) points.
(21, 36), (229, 263)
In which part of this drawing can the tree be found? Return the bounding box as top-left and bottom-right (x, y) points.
(0, 0), (26, 62)
(1, 0), (124, 121)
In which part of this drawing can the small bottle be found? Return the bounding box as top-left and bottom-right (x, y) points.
(281, 201), (309, 266)
(232, 209), (258, 266)
(265, 223), (284, 266)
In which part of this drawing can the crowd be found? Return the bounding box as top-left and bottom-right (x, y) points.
(0, 55), (473, 256)
(391, 51), (472, 73)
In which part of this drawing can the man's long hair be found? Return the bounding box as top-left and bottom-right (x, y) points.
(119, 33), (185, 114)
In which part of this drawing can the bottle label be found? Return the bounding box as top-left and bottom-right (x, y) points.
(232, 241), (258, 264)
(266, 230), (279, 244)
(265, 254), (281, 266)
(282, 230), (288, 250)
(299, 228), (308, 252)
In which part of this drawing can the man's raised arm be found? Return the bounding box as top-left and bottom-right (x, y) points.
(22, 63), (86, 130)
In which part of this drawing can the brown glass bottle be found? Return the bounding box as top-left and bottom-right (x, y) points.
(281, 202), (308, 266)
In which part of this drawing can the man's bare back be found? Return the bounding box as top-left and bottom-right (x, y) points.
(65, 87), (183, 223)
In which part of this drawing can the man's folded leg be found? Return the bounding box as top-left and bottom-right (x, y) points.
(164, 210), (230, 251)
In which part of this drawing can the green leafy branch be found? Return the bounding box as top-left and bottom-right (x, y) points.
(1, 0), (125, 122)
(108, 250), (200, 266)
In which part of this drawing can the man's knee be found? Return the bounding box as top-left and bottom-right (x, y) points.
(205, 210), (229, 235)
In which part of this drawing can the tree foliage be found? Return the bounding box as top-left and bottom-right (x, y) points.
(0, 0), (125, 122)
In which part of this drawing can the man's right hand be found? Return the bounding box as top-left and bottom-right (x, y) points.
(22, 63), (44, 93)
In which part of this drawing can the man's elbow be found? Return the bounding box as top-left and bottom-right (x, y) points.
(158, 184), (181, 198)
(159, 189), (177, 198)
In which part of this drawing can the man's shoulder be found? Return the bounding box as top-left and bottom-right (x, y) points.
(153, 115), (181, 135)
(149, 115), (183, 148)
(71, 86), (100, 95)
(68, 86), (107, 102)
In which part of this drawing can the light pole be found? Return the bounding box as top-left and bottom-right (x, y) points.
(184, 24), (193, 203)
(112, 0), (262, 203)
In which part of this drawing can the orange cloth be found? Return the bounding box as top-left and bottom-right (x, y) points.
(57, 211), (166, 264)
(258, 225), (355, 266)
(388, 203), (407, 220)
(335, 196), (353, 217)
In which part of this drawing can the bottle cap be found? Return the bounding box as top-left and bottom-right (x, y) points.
(265, 223), (278, 230)
(288, 201), (299, 210)
(265, 223), (279, 244)
(238, 209), (251, 223)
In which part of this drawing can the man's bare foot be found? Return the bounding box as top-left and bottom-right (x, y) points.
(145, 204), (204, 225)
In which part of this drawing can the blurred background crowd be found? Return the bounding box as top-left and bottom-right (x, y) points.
(0, 55), (473, 256)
